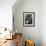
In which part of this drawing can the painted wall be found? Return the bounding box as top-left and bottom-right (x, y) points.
(13, 0), (41, 46)
(41, 0), (46, 46)
(0, 0), (16, 30)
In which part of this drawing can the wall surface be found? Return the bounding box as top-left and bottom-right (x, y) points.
(13, 0), (42, 46)
(41, 0), (46, 46)
(0, 0), (16, 30)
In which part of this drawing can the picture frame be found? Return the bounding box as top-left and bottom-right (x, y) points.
(23, 12), (35, 27)
(13, 13), (15, 31)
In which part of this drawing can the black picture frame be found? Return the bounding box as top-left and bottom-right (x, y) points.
(23, 12), (35, 27)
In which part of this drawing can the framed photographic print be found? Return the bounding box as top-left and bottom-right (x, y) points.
(23, 12), (35, 27)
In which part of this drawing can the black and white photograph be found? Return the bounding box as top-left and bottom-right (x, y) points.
(23, 12), (35, 27)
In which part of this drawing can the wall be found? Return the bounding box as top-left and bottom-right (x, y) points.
(41, 0), (46, 46)
(0, 0), (16, 30)
(13, 0), (41, 46)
